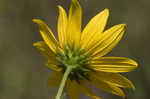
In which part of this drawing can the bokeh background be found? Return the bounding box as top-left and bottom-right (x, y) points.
(0, 0), (149, 99)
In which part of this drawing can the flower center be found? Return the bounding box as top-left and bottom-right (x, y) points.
(56, 42), (94, 83)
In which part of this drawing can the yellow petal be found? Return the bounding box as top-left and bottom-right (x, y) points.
(89, 74), (125, 98)
(90, 71), (135, 90)
(79, 82), (101, 99)
(66, 79), (81, 99)
(67, 79), (100, 99)
(89, 24), (126, 58)
(81, 9), (109, 49)
(33, 41), (56, 61)
(46, 63), (62, 71)
(89, 57), (138, 73)
(33, 41), (60, 71)
(67, 0), (82, 46)
(58, 6), (68, 47)
(47, 72), (62, 87)
(32, 19), (58, 53)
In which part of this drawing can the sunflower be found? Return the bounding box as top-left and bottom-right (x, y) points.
(33, 0), (138, 99)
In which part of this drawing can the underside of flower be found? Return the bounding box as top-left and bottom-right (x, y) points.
(32, 0), (138, 99)
(56, 42), (94, 83)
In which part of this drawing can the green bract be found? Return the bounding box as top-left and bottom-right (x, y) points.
(56, 43), (94, 82)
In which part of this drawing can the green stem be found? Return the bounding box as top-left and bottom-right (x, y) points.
(55, 66), (72, 99)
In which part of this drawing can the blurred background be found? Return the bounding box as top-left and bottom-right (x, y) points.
(0, 0), (149, 99)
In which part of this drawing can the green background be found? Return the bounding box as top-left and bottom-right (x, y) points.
(0, 0), (149, 99)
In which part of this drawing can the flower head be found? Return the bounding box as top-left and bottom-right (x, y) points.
(33, 0), (138, 99)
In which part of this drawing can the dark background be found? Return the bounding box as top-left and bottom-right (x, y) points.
(0, 0), (149, 99)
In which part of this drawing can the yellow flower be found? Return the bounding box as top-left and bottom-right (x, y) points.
(33, 0), (138, 99)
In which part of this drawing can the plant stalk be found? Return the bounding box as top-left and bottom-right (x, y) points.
(55, 66), (72, 99)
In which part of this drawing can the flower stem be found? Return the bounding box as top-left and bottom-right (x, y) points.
(55, 66), (72, 99)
